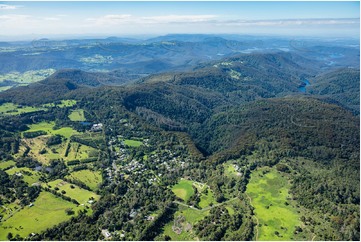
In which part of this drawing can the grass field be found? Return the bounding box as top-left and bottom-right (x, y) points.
(20, 122), (87, 164)
(65, 142), (98, 161)
(0, 69), (55, 86)
(68, 109), (86, 121)
(198, 188), (216, 209)
(45, 179), (100, 204)
(43, 99), (77, 108)
(224, 161), (242, 177)
(172, 179), (195, 202)
(25, 121), (78, 139)
(161, 205), (209, 241)
(0, 86), (12, 91)
(5, 167), (41, 185)
(123, 139), (143, 147)
(0, 191), (84, 240)
(0, 160), (16, 170)
(65, 169), (102, 191)
(246, 167), (302, 240)
(0, 103), (46, 116)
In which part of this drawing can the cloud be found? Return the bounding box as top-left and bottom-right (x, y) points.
(0, 14), (31, 21)
(141, 15), (218, 24)
(0, 4), (22, 10)
(85, 14), (218, 26)
(86, 14), (133, 25)
(43, 17), (61, 21)
(220, 18), (360, 27)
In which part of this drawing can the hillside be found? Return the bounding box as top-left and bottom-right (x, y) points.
(308, 68), (360, 114)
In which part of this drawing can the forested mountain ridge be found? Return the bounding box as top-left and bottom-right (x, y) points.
(308, 68), (360, 114)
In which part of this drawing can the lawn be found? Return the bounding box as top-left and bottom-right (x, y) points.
(246, 167), (302, 240)
(43, 99), (77, 108)
(123, 139), (143, 147)
(172, 179), (195, 202)
(45, 179), (100, 204)
(65, 142), (98, 161)
(160, 206), (209, 241)
(5, 167), (41, 185)
(223, 161), (242, 177)
(0, 191), (84, 240)
(0, 160), (16, 170)
(68, 109), (86, 121)
(0, 103), (46, 116)
(198, 188), (216, 209)
(25, 121), (78, 139)
(65, 169), (102, 191)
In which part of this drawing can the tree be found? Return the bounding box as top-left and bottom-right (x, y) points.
(65, 208), (75, 215)
(7, 232), (13, 240)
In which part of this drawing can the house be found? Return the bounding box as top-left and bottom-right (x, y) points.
(101, 229), (111, 239)
(129, 209), (137, 218)
(91, 123), (103, 132)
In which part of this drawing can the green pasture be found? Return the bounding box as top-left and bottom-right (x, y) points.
(172, 179), (195, 202)
(161, 205), (209, 241)
(0, 69), (55, 85)
(0, 103), (46, 116)
(198, 188), (216, 209)
(0, 160), (16, 170)
(68, 109), (86, 121)
(0, 191), (84, 240)
(123, 139), (143, 147)
(43, 99), (77, 108)
(5, 167), (41, 185)
(65, 170), (102, 191)
(25, 121), (78, 139)
(45, 179), (100, 204)
(246, 167), (302, 240)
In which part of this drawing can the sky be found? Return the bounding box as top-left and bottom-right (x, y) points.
(0, 1), (359, 40)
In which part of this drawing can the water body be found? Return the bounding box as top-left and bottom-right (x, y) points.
(298, 79), (310, 93)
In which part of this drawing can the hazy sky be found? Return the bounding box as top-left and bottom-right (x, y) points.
(0, 1), (359, 40)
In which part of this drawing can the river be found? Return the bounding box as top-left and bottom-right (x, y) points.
(298, 79), (310, 93)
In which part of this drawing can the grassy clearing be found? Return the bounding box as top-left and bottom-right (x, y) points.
(224, 161), (242, 178)
(123, 139), (143, 147)
(246, 167), (302, 240)
(22, 122), (100, 164)
(225, 205), (235, 215)
(65, 170), (102, 191)
(172, 179), (195, 202)
(65, 142), (98, 161)
(0, 160), (16, 170)
(26, 121), (78, 139)
(0, 86), (12, 91)
(0, 191), (84, 240)
(161, 206), (209, 241)
(0, 69), (55, 84)
(43, 99), (77, 108)
(68, 109), (86, 121)
(45, 179), (100, 204)
(198, 188), (216, 209)
(0, 103), (46, 116)
(5, 167), (41, 185)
